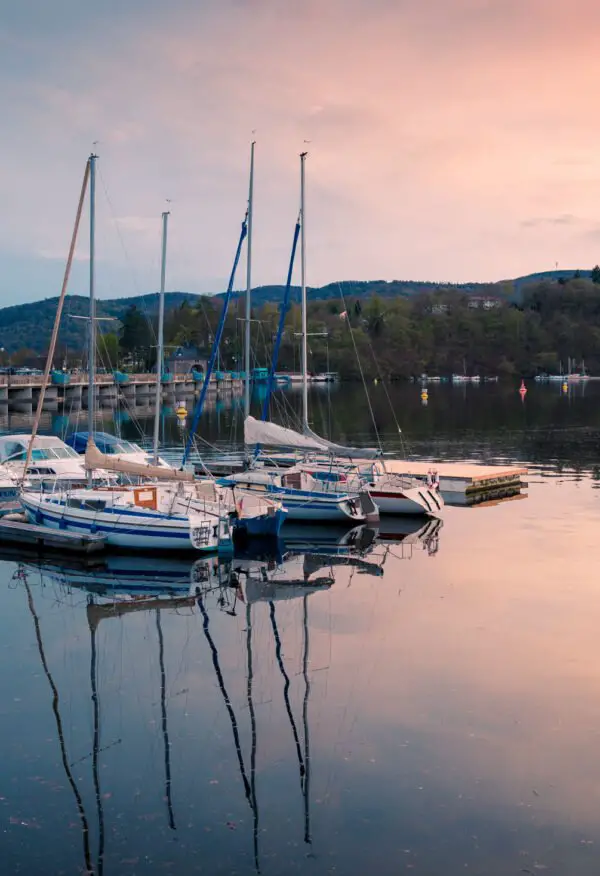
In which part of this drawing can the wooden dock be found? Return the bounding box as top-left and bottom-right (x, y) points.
(382, 460), (527, 506)
(0, 515), (106, 553)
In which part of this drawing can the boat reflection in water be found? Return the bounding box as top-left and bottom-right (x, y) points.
(12, 515), (442, 875)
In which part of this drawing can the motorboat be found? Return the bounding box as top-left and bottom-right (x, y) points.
(0, 434), (112, 488)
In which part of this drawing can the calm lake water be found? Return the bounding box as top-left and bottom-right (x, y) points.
(3, 381), (600, 874)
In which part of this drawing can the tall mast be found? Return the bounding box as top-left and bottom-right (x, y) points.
(300, 151), (308, 432)
(153, 210), (170, 464)
(87, 153), (97, 487)
(244, 141), (255, 419)
(23, 159), (89, 483)
(302, 594), (312, 845)
(156, 608), (176, 830)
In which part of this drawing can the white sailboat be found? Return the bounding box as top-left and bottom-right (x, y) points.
(244, 419), (442, 517)
(20, 156), (233, 554)
(227, 152), (378, 524)
(246, 153), (442, 518)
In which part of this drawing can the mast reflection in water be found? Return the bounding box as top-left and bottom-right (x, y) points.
(8, 516), (441, 874)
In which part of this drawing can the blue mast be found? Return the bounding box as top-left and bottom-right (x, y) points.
(260, 217), (301, 422)
(181, 214), (248, 467)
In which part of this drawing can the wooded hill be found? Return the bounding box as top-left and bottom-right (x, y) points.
(3, 270), (600, 379)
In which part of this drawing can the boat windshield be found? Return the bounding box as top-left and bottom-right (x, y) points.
(2, 442), (80, 462)
(104, 441), (142, 455)
(31, 446), (80, 461)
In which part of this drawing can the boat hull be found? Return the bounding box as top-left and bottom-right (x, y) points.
(217, 476), (366, 523)
(368, 487), (442, 516)
(20, 493), (231, 554)
(233, 507), (288, 538)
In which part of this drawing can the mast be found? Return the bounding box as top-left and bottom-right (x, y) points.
(22, 159), (90, 482)
(156, 608), (176, 830)
(301, 593), (312, 846)
(153, 210), (170, 464)
(90, 622), (105, 875)
(196, 590), (252, 802)
(24, 577), (93, 875)
(300, 152), (309, 432)
(87, 153), (97, 487)
(244, 141), (255, 419)
(268, 602), (305, 777)
(246, 602), (260, 872)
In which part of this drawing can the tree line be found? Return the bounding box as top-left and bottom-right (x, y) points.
(10, 270), (600, 378)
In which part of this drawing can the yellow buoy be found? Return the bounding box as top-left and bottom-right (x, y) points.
(562, 382), (568, 393)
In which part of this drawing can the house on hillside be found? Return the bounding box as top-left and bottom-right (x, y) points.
(467, 296), (501, 310)
(165, 346), (207, 375)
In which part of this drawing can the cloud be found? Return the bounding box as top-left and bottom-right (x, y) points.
(2, 0), (600, 303)
(521, 214), (580, 229)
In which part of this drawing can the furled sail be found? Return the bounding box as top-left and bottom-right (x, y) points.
(304, 425), (380, 460)
(244, 416), (380, 459)
(245, 417), (328, 451)
(85, 440), (194, 482)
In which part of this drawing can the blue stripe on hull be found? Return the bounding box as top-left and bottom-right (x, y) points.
(21, 502), (219, 552)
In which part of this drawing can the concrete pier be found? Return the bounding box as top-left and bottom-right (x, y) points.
(0, 373), (242, 411)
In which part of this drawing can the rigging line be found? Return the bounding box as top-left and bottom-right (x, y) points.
(156, 609), (176, 830)
(366, 339), (407, 456)
(246, 603), (261, 875)
(268, 602), (305, 778)
(90, 624), (106, 876)
(23, 579), (94, 876)
(336, 283), (382, 452)
(302, 594), (312, 846)
(97, 167), (151, 324)
(182, 214), (248, 466)
(195, 591), (253, 804)
(261, 218), (302, 423)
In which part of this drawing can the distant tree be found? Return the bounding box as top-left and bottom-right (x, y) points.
(591, 265), (600, 284)
(573, 269), (581, 279)
(11, 348), (37, 367)
(98, 332), (119, 370)
(119, 306), (153, 369)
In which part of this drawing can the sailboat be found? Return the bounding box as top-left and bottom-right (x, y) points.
(216, 153), (375, 524)
(66, 188), (286, 541)
(20, 156), (234, 555)
(237, 153), (441, 518)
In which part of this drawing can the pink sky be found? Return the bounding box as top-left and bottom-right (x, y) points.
(2, 0), (600, 302)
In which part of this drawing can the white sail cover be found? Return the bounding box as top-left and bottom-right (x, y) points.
(85, 441), (194, 482)
(245, 417), (328, 451)
(244, 417), (380, 459)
